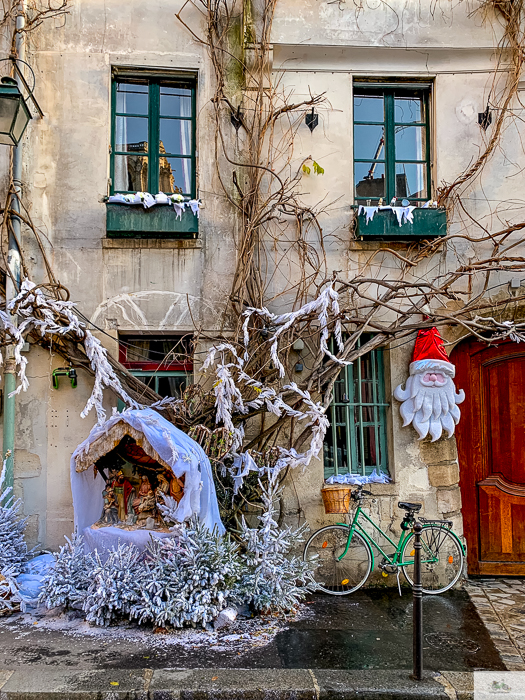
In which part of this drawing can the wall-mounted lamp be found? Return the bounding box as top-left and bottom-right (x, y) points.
(0, 77), (31, 146)
(305, 107), (318, 132)
(478, 105), (492, 131)
(231, 105), (244, 132)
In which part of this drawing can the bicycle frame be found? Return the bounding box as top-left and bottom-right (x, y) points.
(336, 505), (441, 571)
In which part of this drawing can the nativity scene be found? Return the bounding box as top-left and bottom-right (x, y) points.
(70, 408), (225, 553)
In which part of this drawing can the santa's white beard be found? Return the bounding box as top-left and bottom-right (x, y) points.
(393, 374), (465, 442)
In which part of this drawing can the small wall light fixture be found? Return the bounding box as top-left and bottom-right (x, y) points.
(231, 105), (244, 132)
(305, 107), (318, 132)
(478, 105), (492, 131)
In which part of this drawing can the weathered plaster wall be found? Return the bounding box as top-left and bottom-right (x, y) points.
(7, 0), (520, 557)
(8, 0), (238, 549)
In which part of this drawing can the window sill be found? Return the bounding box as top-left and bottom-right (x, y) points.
(106, 203), (199, 239)
(102, 238), (202, 250)
(354, 206), (447, 240)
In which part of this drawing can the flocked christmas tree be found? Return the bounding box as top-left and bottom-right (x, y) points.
(39, 533), (93, 610)
(0, 458), (28, 577)
(132, 517), (243, 628)
(82, 542), (145, 626)
(234, 469), (318, 613)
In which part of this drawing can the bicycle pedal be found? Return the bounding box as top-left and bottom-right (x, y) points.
(382, 571), (388, 578)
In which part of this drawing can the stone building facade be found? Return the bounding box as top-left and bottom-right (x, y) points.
(3, 0), (523, 577)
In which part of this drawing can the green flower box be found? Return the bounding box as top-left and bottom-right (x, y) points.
(355, 206), (447, 240)
(106, 204), (199, 239)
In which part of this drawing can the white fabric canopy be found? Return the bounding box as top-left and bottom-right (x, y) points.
(70, 408), (225, 540)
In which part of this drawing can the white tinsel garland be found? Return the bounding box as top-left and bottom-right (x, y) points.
(242, 282), (350, 376)
(2, 280), (140, 423)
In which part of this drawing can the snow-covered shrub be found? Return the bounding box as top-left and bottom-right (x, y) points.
(82, 543), (144, 626)
(132, 519), (242, 628)
(234, 470), (318, 613)
(39, 533), (93, 610)
(0, 566), (21, 614)
(0, 460), (28, 577)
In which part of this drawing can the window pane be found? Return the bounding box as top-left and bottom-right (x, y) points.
(160, 119), (192, 156)
(157, 375), (187, 398)
(396, 163), (427, 199)
(361, 425), (378, 468)
(395, 125), (425, 161)
(354, 124), (385, 161)
(354, 162), (385, 200)
(114, 154), (148, 192)
(160, 86), (192, 117)
(116, 82), (148, 115)
(334, 375), (346, 403)
(394, 96), (424, 124)
(115, 116), (148, 152)
(159, 157), (192, 194)
(354, 94), (384, 122)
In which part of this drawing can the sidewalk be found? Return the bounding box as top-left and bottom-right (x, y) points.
(464, 577), (525, 670)
(0, 588), (506, 699)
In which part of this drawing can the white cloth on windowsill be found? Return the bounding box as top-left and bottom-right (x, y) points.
(107, 193), (201, 215)
(358, 204), (416, 226)
(325, 469), (391, 485)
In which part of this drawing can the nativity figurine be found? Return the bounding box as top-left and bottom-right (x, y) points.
(109, 468), (135, 523)
(132, 474), (157, 525)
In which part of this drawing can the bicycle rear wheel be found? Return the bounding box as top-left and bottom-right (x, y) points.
(303, 525), (372, 595)
(401, 525), (464, 594)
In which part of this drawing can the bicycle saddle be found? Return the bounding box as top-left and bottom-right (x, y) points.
(398, 501), (422, 512)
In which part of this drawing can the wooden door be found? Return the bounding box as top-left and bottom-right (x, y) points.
(452, 338), (525, 575)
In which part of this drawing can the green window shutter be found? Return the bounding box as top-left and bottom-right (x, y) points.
(323, 336), (389, 479)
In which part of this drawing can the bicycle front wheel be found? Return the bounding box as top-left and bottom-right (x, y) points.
(401, 525), (464, 594)
(303, 525), (372, 595)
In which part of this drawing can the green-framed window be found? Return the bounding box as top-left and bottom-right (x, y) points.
(323, 338), (389, 478)
(353, 83), (431, 205)
(110, 75), (196, 197)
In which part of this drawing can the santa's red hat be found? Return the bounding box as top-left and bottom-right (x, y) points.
(409, 327), (455, 377)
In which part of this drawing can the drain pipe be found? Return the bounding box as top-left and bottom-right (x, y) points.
(2, 5), (25, 490)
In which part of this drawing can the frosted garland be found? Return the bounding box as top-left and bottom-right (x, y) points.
(202, 344), (329, 493)
(2, 280), (140, 423)
(242, 283), (350, 376)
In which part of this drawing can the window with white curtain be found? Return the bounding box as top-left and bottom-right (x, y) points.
(111, 75), (196, 197)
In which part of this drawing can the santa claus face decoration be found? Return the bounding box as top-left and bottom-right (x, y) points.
(393, 328), (465, 442)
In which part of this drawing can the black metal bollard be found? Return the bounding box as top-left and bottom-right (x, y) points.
(411, 521), (423, 681)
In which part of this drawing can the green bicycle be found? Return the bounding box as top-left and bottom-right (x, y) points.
(304, 485), (465, 595)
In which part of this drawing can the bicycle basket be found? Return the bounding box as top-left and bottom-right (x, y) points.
(321, 485), (352, 514)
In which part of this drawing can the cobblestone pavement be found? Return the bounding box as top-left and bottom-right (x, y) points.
(464, 578), (525, 670)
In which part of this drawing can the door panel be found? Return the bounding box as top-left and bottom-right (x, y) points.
(451, 339), (525, 575)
